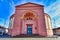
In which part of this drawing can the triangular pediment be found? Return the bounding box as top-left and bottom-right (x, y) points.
(16, 2), (43, 7)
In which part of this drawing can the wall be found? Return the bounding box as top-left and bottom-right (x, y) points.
(44, 14), (53, 36)
(9, 3), (47, 36)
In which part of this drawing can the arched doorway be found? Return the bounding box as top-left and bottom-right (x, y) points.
(23, 12), (36, 35)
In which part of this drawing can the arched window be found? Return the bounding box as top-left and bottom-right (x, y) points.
(24, 12), (35, 20)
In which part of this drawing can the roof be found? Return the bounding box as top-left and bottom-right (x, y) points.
(10, 14), (15, 19)
(53, 27), (60, 30)
(44, 13), (51, 18)
(0, 25), (5, 29)
(16, 2), (44, 7)
(10, 2), (44, 18)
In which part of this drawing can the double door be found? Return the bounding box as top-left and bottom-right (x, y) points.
(27, 25), (32, 35)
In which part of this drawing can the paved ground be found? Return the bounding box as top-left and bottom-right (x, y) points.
(0, 34), (59, 40)
(0, 38), (59, 40)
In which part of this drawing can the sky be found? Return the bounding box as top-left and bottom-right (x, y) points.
(0, 0), (60, 28)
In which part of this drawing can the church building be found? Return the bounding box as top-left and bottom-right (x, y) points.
(8, 2), (53, 37)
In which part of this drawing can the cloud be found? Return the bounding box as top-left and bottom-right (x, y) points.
(0, 17), (9, 28)
(44, 0), (60, 28)
(0, 0), (59, 28)
(9, 1), (15, 16)
(5, 20), (9, 28)
(13, 0), (45, 6)
(56, 18), (60, 27)
(0, 18), (4, 26)
(44, 0), (57, 15)
(45, 0), (60, 18)
(13, 0), (28, 6)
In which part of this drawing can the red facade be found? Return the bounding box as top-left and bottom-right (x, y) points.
(8, 2), (47, 37)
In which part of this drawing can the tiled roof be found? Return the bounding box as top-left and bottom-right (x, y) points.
(53, 27), (60, 30)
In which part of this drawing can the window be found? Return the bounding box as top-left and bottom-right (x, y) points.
(9, 17), (14, 29)
(26, 17), (33, 20)
(0, 32), (2, 35)
(24, 12), (35, 20)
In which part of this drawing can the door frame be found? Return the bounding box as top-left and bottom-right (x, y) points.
(26, 24), (32, 35)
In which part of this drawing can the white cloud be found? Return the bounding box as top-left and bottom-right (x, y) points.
(44, 0), (57, 13)
(0, 18), (5, 26)
(51, 6), (60, 18)
(0, 18), (9, 28)
(15, 0), (44, 6)
(15, 0), (28, 5)
(56, 18), (60, 27)
(5, 20), (9, 28)
(44, 0), (59, 17)
(57, 18), (60, 21)
(44, 0), (60, 28)
(57, 25), (60, 27)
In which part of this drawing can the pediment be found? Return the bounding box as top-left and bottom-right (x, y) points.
(16, 2), (44, 7)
